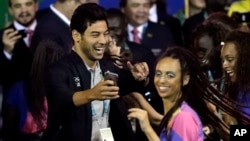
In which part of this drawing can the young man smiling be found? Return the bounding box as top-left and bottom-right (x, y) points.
(42, 3), (149, 141)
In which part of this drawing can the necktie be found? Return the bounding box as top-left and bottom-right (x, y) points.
(26, 29), (34, 47)
(131, 28), (140, 44)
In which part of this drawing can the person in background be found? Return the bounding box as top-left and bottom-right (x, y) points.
(190, 13), (241, 140)
(4, 40), (66, 141)
(221, 30), (250, 125)
(106, 8), (158, 141)
(175, 0), (206, 25)
(128, 47), (250, 141)
(41, 3), (149, 141)
(190, 12), (239, 83)
(0, 0), (38, 139)
(106, 8), (156, 96)
(227, 0), (250, 17)
(183, 0), (227, 47)
(0, 0), (38, 97)
(31, 0), (83, 53)
(120, 0), (174, 57)
(149, 0), (183, 46)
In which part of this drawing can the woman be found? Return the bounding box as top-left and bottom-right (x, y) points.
(190, 12), (239, 89)
(128, 47), (250, 141)
(221, 30), (250, 121)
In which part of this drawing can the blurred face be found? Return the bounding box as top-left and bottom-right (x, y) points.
(190, 0), (206, 9)
(221, 42), (238, 82)
(74, 21), (110, 64)
(108, 17), (124, 36)
(8, 0), (38, 26)
(154, 57), (189, 100)
(194, 35), (214, 67)
(122, 0), (150, 27)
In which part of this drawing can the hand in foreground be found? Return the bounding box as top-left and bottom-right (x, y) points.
(128, 108), (151, 133)
(2, 28), (22, 53)
(90, 79), (119, 100)
(127, 61), (149, 81)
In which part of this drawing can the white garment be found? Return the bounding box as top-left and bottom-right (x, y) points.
(149, 4), (158, 23)
(127, 23), (147, 42)
(50, 4), (70, 26)
(84, 62), (110, 141)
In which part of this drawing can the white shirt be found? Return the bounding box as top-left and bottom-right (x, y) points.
(50, 4), (70, 26)
(3, 20), (37, 59)
(149, 4), (158, 23)
(84, 62), (110, 141)
(127, 23), (146, 42)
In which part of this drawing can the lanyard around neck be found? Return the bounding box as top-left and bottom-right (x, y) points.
(91, 100), (109, 117)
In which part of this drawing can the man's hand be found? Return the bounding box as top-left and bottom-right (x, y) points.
(127, 61), (149, 81)
(2, 28), (22, 53)
(73, 79), (119, 106)
(90, 79), (120, 100)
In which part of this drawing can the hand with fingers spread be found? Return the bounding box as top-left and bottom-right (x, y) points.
(127, 61), (149, 81)
(90, 79), (120, 101)
(2, 28), (22, 53)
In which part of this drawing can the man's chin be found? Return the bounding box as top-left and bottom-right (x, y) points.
(17, 18), (34, 27)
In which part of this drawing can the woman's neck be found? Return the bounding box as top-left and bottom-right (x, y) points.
(162, 92), (182, 114)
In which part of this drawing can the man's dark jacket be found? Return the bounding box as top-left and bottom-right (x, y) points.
(41, 51), (143, 141)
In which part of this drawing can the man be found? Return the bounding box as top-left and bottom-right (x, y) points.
(106, 8), (156, 94)
(120, 0), (175, 57)
(31, 0), (83, 53)
(41, 3), (148, 141)
(0, 0), (38, 139)
(0, 0), (38, 92)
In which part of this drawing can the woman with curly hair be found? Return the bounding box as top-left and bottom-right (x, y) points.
(221, 30), (250, 122)
(128, 47), (250, 141)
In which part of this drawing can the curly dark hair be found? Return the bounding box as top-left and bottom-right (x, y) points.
(157, 47), (250, 139)
(224, 31), (250, 102)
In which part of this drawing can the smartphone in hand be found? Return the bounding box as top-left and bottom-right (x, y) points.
(104, 71), (118, 86)
(18, 30), (27, 38)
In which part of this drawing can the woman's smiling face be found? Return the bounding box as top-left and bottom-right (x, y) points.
(221, 42), (238, 82)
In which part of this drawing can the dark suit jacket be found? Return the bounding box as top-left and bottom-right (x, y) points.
(183, 11), (205, 48)
(155, 3), (184, 46)
(42, 51), (141, 141)
(31, 8), (72, 53)
(0, 24), (32, 93)
(141, 21), (175, 56)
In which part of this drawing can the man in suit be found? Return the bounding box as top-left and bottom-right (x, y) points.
(0, 0), (38, 139)
(120, 0), (175, 57)
(31, 0), (83, 53)
(0, 0), (38, 92)
(42, 3), (149, 141)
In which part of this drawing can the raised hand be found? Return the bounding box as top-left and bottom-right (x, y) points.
(127, 61), (149, 81)
(2, 28), (22, 53)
